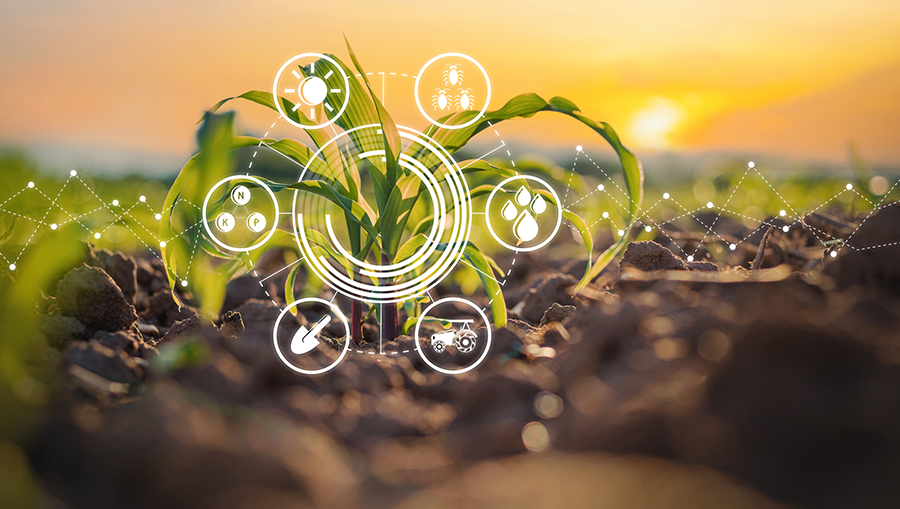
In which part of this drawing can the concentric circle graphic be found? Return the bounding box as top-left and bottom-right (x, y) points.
(292, 124), (471, 303)
(273, 53), (351, 130)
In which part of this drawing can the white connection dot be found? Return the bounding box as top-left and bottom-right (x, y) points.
(576, 145), (583, 152)
(617, 229), (625, 236)
(687, 255), (694, 262)
(181, 280), (188, 287)
(112, 199), (119, 206)
(159, 241), (166, 248)
(27, 181), (34, 188)
(748, 161), (755, 168)
(830, 250), (838, 258)
(50, 223), (57, 230)
(846, 183), (853, 190)
(645, 225), (652, 232)
(93, 233), (101, 239)
(706, 202), (714, 208)
(602, 212), (609, 218)
(597, 184), (604, 191)
(70, 170), (77, 177)
(155, 213), (162, 220)
(729, 244), (736, 251)
(139, 195), (146, 202)
(9, 264), (15, 270)
(780, 210), (786, 216)
(782, 226), (790, 232)
(663, 193), (670, 199)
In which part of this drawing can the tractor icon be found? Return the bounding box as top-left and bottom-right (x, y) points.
(430, 319), (477, 354)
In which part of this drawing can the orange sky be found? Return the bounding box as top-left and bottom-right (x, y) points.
(1, 0), (899, 167)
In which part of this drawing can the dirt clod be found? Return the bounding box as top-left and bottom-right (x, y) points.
(39, 314), (88, 349)
(539, 302), (576, 327)
(826, 203), (900, 291)
(92, 330), (151, 357)
(157, 314), (201, 346)
(88, 246), (138, 303)
(687, 260), (719, 271)
(621, 241), (688, 271)
(66, 340), (144, 384)
(515, 274), (577, 324)
(56, 265), (138, 332)
(218, 310), (244, 339)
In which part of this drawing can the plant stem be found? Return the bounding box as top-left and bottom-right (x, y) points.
(351, 300), (363, 346)
(381, 252), (399, 341)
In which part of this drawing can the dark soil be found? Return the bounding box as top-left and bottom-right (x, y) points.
(17, 204), (900, 508)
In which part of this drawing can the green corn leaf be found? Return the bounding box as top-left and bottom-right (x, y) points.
(434, 241), (507, 328)
(562, 209), (594, 290)
(344, 36), (401, 186)
(284, 262), (302, 314)
(285, 181), (381, 251)
(381, 173), (423, 257)
(461, 242), (507, 328)
(394, 233), (428, 264)
(428, 94), (642, 288)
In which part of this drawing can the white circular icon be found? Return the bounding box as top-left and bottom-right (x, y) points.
(414, 297), (492, 375)
(273, 298), (351, 375)
(484, 175), (562, 252)
(202, 175), (279, 253)
(215, 212), (235, 232)
(231, 185), (251, 205)
(292, 124), (471, 304)
(246, 212), (267, 232)
(414, 53), (491, 130)
(273, 53), (351, 130)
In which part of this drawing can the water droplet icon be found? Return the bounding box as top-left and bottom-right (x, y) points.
(515, 186), (531, 206)
(501, 200), (517, 220)
(531, 195), (547, 214)
(514, 211), (539, 242)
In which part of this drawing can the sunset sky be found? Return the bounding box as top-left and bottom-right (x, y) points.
(1, 0), (899, 169)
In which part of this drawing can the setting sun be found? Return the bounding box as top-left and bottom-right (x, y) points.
(629, 97), (685, 150)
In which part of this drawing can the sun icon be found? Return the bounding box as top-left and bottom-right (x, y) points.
(274, 53), (351, 130)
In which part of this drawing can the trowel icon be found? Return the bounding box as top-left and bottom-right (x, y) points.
(290, 314), (332, 355)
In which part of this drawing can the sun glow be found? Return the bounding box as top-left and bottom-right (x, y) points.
(629, 97), (685, 150)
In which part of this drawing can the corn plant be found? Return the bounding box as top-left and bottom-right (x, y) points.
(160, 39), (642, 344)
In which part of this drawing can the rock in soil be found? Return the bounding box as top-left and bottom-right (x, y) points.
(56, 265), (138, 332)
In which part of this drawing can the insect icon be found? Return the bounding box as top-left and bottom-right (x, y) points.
(443, 64), (463, 86)
(432, 88), (452, 111)
(456, 88), (475, 110)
